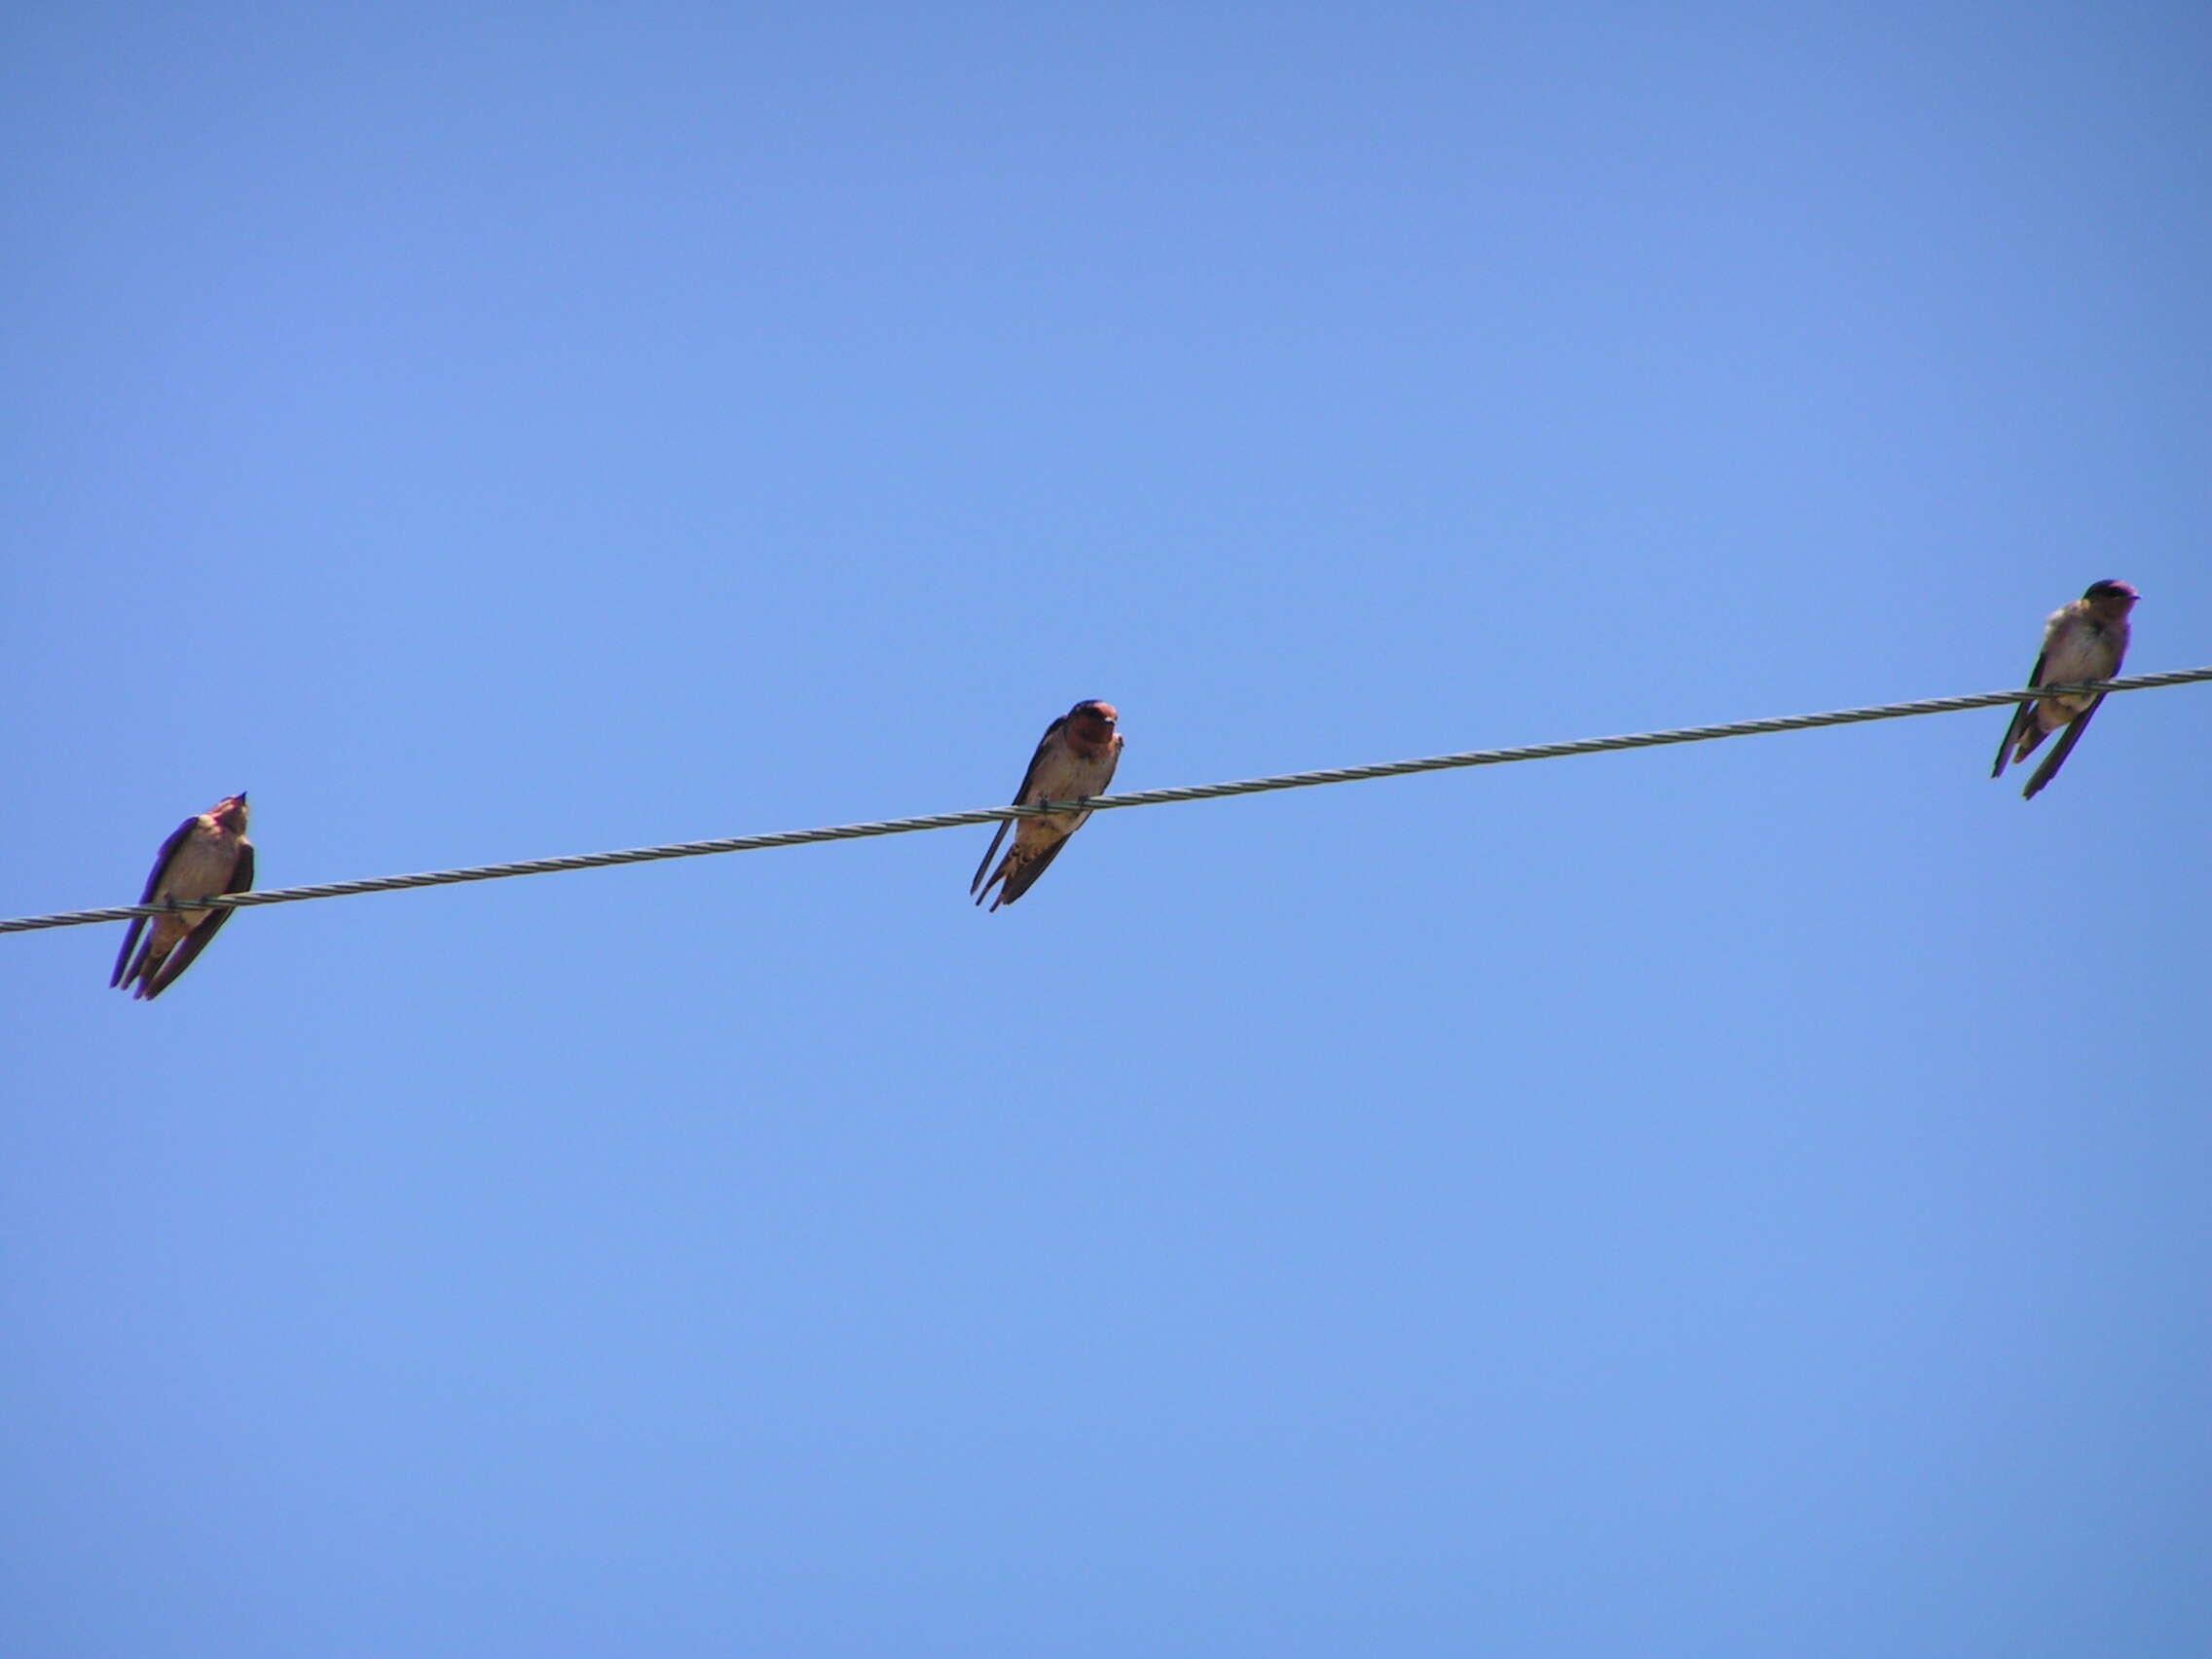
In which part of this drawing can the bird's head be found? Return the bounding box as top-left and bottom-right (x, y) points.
(1066, 701), (1120, 748)
(2083, 579), (2140, 619)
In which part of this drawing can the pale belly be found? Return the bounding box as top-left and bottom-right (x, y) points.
(158, 834), (240, 923)
(2037, 627), (2120, 725)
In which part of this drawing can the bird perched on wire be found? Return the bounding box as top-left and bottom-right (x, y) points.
(112, 793), (256, 1000)
(972, 701), (1124, 911)
(1992, 580), (2139, 800)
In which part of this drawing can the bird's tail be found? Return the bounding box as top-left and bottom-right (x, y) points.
(973, 858), (1009, 909)
(125, 943), (168, 1000)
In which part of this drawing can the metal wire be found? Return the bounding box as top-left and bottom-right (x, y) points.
(5, 668), (2207, 938)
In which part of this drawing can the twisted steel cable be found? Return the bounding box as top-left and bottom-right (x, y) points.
(4, 668), (2206, 938)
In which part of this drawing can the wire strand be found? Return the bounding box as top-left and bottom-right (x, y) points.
(5, 668), (2207, 938)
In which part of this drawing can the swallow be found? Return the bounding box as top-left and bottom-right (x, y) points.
(971, 701), (1124, 911)
(111, 793), (255, 1001)
(1991, 580), (2139, 800)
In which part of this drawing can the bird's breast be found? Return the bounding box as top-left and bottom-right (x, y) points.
(160, 833), (241, 915)
(2046, 622), (2122, 685)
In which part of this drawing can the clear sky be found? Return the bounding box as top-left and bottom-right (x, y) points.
(5, 4), (2209, 1654)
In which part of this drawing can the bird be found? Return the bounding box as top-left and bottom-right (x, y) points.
(1992, 580), (2139, 800)
(111, 793), (256, 1000)
(972, 701), (1124, 911)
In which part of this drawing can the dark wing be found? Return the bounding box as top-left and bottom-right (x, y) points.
(2019, 696), (2101, 801)
(142, 841), (254, 1001)
(970, 718), (1066, 897)
(990, 741), (1120, 910)
(1992, 650), (2047, 779)
(112, 817), (197, 988)
(992, 832), (1072, 909)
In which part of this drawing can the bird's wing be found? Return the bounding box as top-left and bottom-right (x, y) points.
(2020, 696), (2101, 801)
(142, 841), (254, 1000)
(992, 832), (1075, 909)
(112, 817), (196, 988)
(1992, 649), (2048, 779)
(971, 718), (1065, 896)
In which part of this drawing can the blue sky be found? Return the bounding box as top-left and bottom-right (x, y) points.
(5, 3), (2209, 1653)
